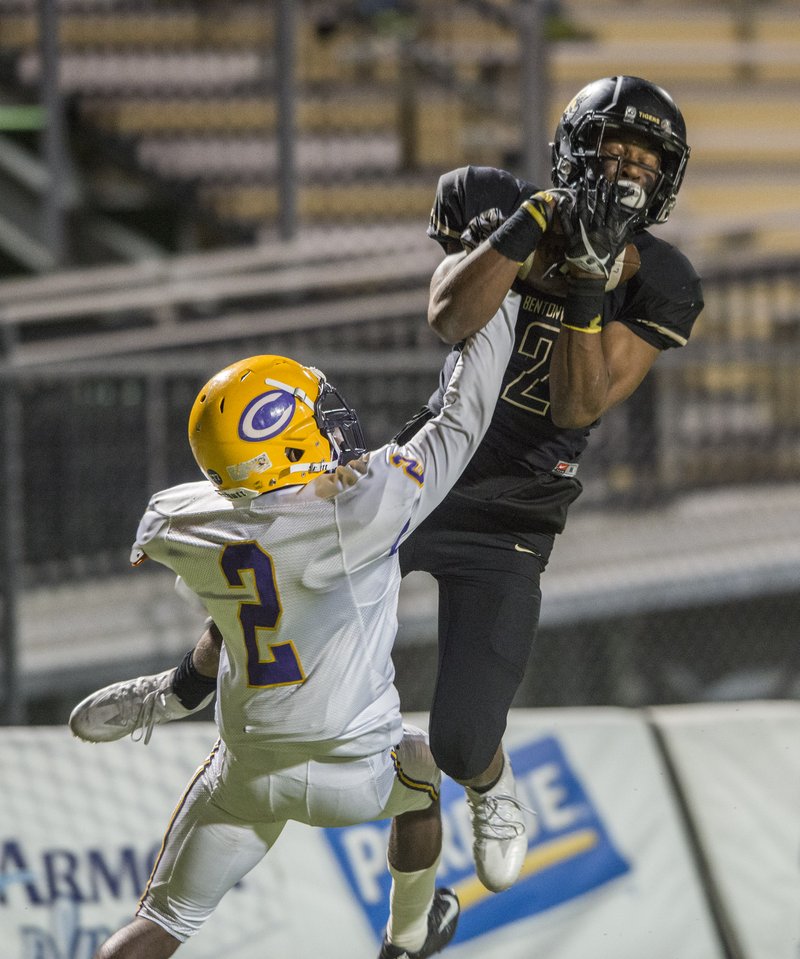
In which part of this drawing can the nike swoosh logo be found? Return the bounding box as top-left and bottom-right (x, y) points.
(437, 897), (460, 933)
(514, 544), (538, 555)
(573, 221), (612, 276)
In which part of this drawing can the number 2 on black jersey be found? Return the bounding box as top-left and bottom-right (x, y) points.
(501, 320), (558, 416)
(220, 541), (306, 689)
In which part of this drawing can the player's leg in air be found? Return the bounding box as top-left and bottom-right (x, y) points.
(69, 621), (221, 745)
(91, 728), (459, 959)
(430, 574), (538, 895)
(399, 512), (549, 895)
(378, 726), (460, 957)
(380, 803), (458, 959)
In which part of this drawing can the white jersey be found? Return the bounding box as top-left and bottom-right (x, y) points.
(133, 298), (518, 759)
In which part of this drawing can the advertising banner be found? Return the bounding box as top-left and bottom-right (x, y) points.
(0, 709), (725, 958)
(652, 701), (800, 959)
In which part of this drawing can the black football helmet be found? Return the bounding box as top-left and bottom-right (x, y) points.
(550, 75), (690, 226)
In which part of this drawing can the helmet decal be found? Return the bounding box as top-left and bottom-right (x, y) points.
(238, 389), (295, 442)
(564, 90), (588, 121)
(227, 452), (273, 482)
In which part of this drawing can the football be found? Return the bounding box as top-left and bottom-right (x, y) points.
(518, 232), (641, 296)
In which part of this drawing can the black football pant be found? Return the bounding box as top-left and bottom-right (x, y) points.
(399, 516), (554, 781)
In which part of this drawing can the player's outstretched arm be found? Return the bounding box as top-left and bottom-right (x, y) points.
(428, 192), (559, 345)
(391, 301), (517, 532)
(331, 302), (517, 571)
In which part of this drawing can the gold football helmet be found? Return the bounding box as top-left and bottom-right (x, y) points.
(188, 355), (365, 499)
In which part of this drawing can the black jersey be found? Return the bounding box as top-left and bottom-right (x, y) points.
(423, 165), (703, 529)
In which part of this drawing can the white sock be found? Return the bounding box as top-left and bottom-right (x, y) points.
(385, 855), (441, 951)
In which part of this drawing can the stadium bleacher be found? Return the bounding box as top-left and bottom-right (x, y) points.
(1, 0), (800, 727)
(1, 0), (798, 258)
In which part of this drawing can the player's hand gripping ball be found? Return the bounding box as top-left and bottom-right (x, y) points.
(555, 182), (640, 288)
(459, 207), (505, 253)
(520, 220), (640, 295)
(460, 197), (639, 297)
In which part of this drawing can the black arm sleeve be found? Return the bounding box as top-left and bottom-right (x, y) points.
(427, 166), (538, 252)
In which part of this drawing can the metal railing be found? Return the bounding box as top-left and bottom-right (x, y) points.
(2, 233), (800, 721)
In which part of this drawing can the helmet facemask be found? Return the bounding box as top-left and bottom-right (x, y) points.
(312, 377), (367, 468)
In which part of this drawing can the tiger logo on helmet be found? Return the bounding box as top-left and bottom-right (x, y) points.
(188, 355), (366, 500)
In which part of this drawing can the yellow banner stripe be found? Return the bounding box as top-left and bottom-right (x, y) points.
(451, 828), (600, 909)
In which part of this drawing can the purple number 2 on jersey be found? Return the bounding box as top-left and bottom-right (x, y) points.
(221, 541), (306, 688)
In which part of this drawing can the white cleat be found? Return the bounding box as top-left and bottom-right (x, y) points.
(68, 669), (213, 745)
(465, 750), (528, 892)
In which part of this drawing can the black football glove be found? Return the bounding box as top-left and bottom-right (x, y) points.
(460, 207), (506, 252)
(558, 180), (633, 281)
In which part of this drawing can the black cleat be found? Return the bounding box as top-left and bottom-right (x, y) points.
(378, 888), (460, 959)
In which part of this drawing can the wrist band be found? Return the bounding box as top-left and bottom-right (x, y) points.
(562, 321), (602, 334)
(488, 194), (551, 263)
(173, 648), (216, 710)
(563, 275), (605, 332)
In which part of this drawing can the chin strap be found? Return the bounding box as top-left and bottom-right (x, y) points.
(287, 457), (338, 475)
(263, 377), (317, 413)
(262, 375), (340, 477)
